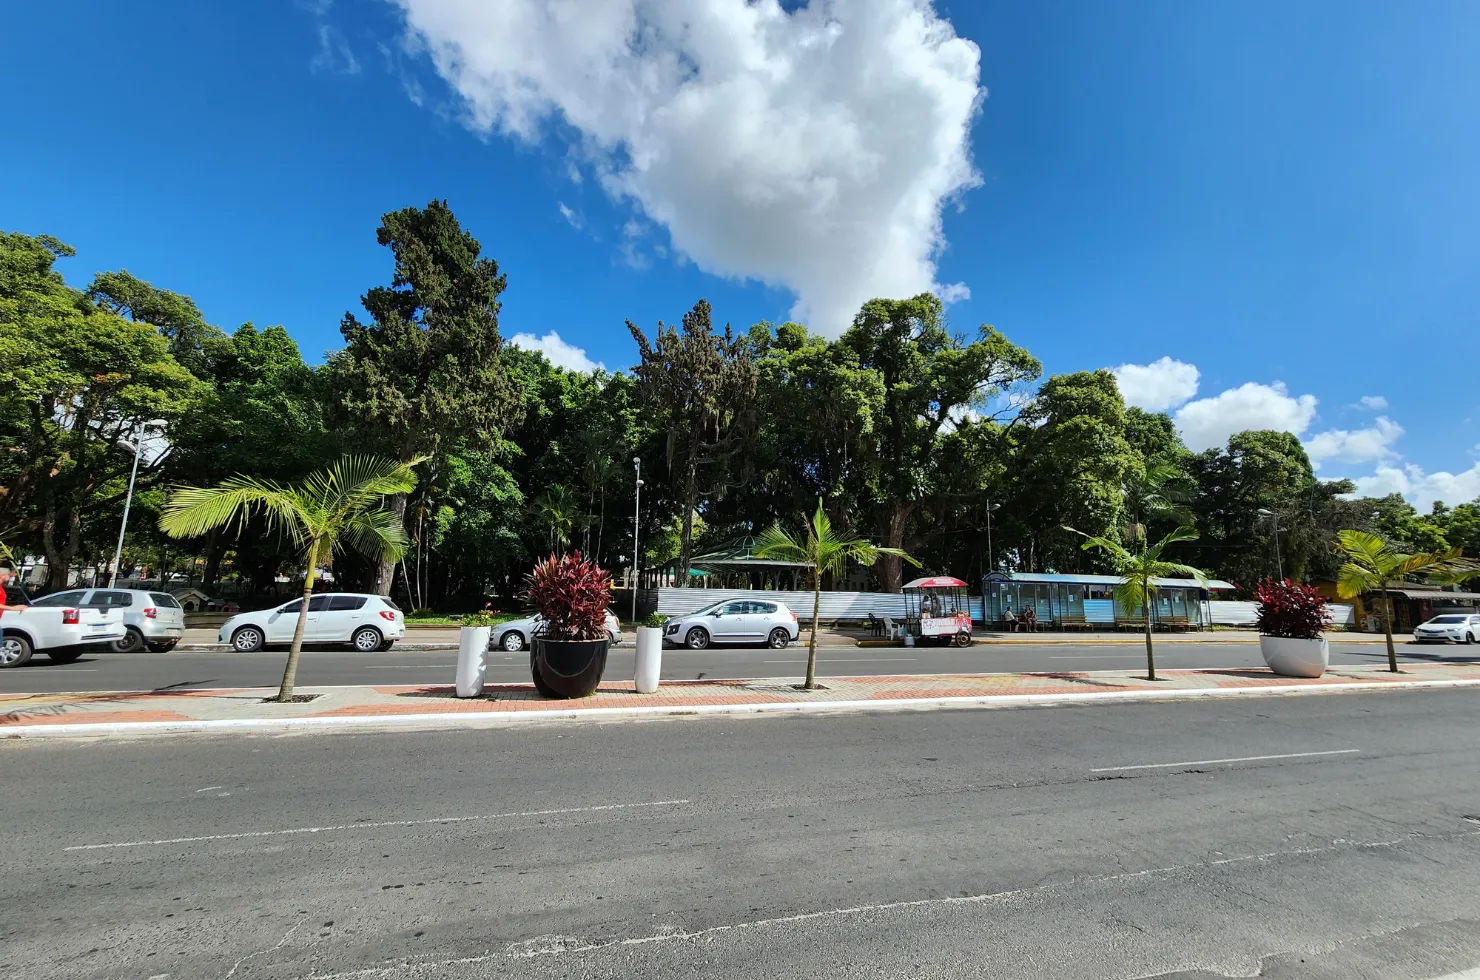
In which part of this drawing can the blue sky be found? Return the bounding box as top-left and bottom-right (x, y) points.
(6, 1), (1479, 506)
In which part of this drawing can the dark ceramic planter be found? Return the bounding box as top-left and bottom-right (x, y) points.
(531, 637), (609, 699)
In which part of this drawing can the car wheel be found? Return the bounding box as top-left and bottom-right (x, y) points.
(231, 626), (265, 653)
(0, 634), (34, 668)
(685, 627), (710, 650)
(502, 631), (526, 652)
(378, 640), (395, 652)
(1467, 632), (1476, 645)
(47, 648), (84, 664)
(606, 629), (617, 645)
(351, 626), (383, 653)
(767, 628), (790, 649)
(111, 627), (145, 654)
(952, 631), (971, 648)
(146, 640), (178, 653)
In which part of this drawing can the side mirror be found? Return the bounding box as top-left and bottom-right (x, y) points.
(711, 610), (722, 617)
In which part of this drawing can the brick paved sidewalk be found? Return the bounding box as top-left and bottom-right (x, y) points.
(5, 662), (1480, 736)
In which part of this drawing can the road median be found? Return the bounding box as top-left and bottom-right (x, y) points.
(5, 662), (1480, 738)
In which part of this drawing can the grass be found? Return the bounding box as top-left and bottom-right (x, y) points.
(403, 612), (524, 626)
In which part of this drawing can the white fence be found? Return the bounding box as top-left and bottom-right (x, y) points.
(1208, 600), (1355, 628)
(654, 588), (1358, 630)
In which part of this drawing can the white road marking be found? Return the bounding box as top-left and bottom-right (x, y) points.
(1427, 968), (1480, 980)
(1049, 655), (1145, 660)
(1090, 749), (1360, 773)
(195, 786), (225, 793)
(64, 799), (689, 851)
(362, 665), (459, 669)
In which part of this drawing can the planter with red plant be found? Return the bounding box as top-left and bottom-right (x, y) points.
(1254, 578), (1332, 678)
(526, 551), (613, 698)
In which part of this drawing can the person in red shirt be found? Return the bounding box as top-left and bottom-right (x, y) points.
(0, 564), (29, 611)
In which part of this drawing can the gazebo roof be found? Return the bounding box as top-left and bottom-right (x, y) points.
(660, 536), (812, 572)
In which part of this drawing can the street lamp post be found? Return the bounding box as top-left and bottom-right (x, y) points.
(109, 421), (147, 588)
(1257, 508), (1284, 581)
(984, 500), (1001, 572)
(632, 457), (643, 622)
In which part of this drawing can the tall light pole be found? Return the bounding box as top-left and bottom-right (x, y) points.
(985, 500), (1001, 572)
(1257, 508), (1283, 581)
(109, 421), (147, 587)
(631, 457), (643, 622)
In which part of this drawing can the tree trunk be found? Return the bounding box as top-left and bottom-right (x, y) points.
(276, 537), (320, 702)
(1143, 584), (1157, 681)
(596, 489), (605, 567)
(1381, 583), (1397, 673)
(677, 449), (698, 586)
(376, 493), (407, 596)
(877, 504), (912, 593)
(202, 528), (223, 593)
(806, 566), (822, 690)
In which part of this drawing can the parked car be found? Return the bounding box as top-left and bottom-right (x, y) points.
(662, 599), (798, 649)
(0, 602), (126, 667)
(492, 610), (623, 652)
(217, 593), (406, 652)
(1413, 614), (1480, 644)
(25, 588), (186, 652)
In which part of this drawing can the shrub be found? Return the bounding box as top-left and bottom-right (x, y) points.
(1253, 579), (1330, 640)
(639, 611), (668, 628)
(526, 551), (613, 641)
(460, 610), (500, 628)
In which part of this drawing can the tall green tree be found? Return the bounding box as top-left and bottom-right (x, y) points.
(842, 294), (1039, 591)
(756, 499), (918, 689)
(327, 200), (520, 594)
(1335, 530), (1460, 672)
(86, 269), (216, 374)
(1074, 526), (1207, 681)
(160, 456), (418, 700)
(628, 299), (757, 585)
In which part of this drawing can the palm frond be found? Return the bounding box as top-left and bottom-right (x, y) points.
(1336, 560), (1376, 599)
(1336, 529), (1386, 565)
(324, 455), (422, 512)
(755, 523), (810, 565)
(1113, 579), (1147, 619)
(159, 477), (306, 544)
(340, 507), (413, 564)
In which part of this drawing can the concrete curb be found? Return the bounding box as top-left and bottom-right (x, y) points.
(6, 677), (1479, 740)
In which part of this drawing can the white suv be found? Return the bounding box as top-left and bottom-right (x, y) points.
(218, 593), (406, 652)
(27, 588), (186, 652)
(0, 603), (126, 667)
(662, 598), (799, 649)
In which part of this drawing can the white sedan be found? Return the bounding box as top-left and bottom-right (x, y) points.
(492, 611), (623, 652)
(218, 593), (407, 652)
(1413, 614), (1480, 644)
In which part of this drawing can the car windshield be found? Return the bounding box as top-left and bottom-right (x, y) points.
(1428, 615), (1469, 624)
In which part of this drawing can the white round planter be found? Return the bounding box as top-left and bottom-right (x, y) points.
(634, 626), (663, 694)
(1259, 634), (1329, 678)
(455, 626), (491, 698)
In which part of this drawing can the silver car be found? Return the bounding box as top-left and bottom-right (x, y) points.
(493, 611), (623, 652)
(663, 598), (799, 649)
(25, 588), (187, 652)
(1413, 614), (1480, 644)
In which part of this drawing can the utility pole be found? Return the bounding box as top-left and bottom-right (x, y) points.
(631, 457), (643, 622)
(985, 500), (1001, 571)
(1257, 508), (1284, 581)
(109, 421), (146, 588)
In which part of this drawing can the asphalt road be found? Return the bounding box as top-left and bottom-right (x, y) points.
(0, 639), (1472, 694)
(7, 690), (1480, 979)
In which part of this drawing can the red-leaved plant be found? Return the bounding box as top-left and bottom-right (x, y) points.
(526, 552), (613, 641)
(1253, 578), (1331, 640)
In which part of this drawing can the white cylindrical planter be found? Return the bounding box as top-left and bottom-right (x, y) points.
(455, 626), (491, 697)
(634, 626), (662, 694)
(1259, 634), (1329, 678)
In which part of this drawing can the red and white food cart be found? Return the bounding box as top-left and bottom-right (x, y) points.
(902, 576), (973, 647)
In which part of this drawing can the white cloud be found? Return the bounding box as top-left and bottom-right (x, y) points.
(1110, 357), (1200, 412)
(934, 281), (971, 304)
(1358, 395), (1388, 410)
(1304, 417), (1403, 468)
(558, 202), (582, 229)
(1173, 382), (1318, 452)
(392, 0), (984, 334)
(1353, 462), (1480, 511)
(508, 331), (606, 373)
(310, 23), (361, 75)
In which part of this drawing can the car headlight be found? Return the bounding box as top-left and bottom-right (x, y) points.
(665, 623), (679, 635)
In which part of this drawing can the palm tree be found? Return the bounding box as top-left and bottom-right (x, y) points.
(160, 456), (419, 702)
(1075, 525), (1207, 681)
(531, 486), (579, 554)
(756, 498), (918, 690)
(1335, 530), (1460, 673)
(1123, 462), (1193, 542)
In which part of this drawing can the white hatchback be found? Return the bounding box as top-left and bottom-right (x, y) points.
(663, 598), (799, 649)
(218, 593), (406, 652)
(492, 611), (623, 652)
(1414, 614), (1480, 644)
